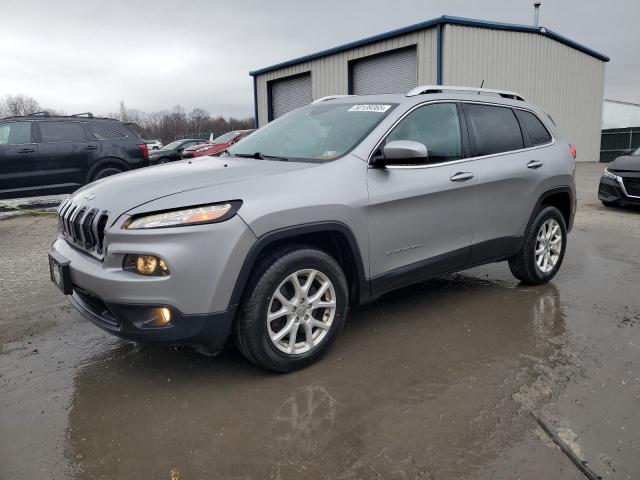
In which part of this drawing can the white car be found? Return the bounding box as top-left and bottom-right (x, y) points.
(145, 140), (163, 151)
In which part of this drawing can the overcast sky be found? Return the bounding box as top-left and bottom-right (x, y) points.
(2, 0), (638, 118)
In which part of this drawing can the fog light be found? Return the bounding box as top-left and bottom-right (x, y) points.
(123, 254), (170, 276)
(160, 307), (172, 324)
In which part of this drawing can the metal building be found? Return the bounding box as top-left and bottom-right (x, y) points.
(249, 15), (609, 161)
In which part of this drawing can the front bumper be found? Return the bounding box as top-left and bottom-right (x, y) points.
(50, 214), (257, 347)
(70, 287), (235, 350)
(598, 174), (640, 206)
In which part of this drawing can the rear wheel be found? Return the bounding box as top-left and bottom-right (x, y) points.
(234, 246), (348, 372)
(91, 165), (123, 182)
(508, 206), (567, 285)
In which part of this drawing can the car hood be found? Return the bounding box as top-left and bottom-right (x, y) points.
(184, 143), (213, 152)
(609, 155), (640, 172)
(71, 156), (313, 220)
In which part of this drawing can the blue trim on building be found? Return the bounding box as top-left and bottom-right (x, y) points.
(249, 15), (609, 77)
(436, 24), (443, 85)
(252, 76), (258, 127)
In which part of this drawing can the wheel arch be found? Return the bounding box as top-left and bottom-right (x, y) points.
(85, 157), (130, 183)
(228, 222), (370, 309)
(526, 186), (573, 235)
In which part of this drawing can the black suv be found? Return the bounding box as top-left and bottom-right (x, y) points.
(0, 112), (149, 199)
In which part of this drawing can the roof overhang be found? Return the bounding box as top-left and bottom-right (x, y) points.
(249, 15), (609, 77)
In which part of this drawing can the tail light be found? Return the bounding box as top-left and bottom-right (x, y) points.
(137, 143), (149, 159)
(569, 144), (577, 159)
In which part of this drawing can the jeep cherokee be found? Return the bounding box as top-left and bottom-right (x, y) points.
(49, 86), (576, 372)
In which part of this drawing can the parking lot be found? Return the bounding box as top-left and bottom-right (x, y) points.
(0, 162), (638, 479)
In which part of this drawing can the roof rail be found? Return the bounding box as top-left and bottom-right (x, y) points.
(406, 85), (525, 101)
(311, 95), (354, 104)
(28, 111), (51, 117)
(70, 112), (94, 118)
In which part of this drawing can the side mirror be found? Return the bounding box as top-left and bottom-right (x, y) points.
(372, 140), (429, 167)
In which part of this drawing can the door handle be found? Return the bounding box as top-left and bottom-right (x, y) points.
(17, 148), (35, 154)
(527, 160), (544, 169)
(84, 145), (97, 151)
(450, 172), (474, 182)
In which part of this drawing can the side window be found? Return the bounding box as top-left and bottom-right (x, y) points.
(385, 103), (462, 163)
(86, 123), (126, 140)
(515, 110), (552, 146)
(38, 122), (87, 143)
(0, 122), (33, 145)
(463, 104), (524, 156)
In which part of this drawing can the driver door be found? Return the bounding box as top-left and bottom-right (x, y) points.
(366, 102), (478, 293)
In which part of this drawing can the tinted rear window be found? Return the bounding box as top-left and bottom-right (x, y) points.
(516, 110), (552, 146)
(39, 121), (86, 142)
(86, 123), (126, 140)
(464, 104), (524, 156)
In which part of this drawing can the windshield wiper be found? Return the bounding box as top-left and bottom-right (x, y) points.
(232, 152), (289, 162)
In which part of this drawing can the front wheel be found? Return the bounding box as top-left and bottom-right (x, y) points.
(234, 247), (349, 372)
(508, 206), (567, 285)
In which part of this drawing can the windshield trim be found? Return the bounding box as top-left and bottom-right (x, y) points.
(229, 102), (398, 163)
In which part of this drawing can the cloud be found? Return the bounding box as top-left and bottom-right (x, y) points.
(1, 0), (637, 118)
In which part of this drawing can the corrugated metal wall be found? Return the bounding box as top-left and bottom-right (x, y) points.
(254, 29), (437, 126)
(442, 25), (605, 162)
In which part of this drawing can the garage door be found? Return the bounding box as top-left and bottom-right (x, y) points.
(351, 47), (417, 95)
(270, 74), (312, 120)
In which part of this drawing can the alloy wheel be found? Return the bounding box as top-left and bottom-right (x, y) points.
(267, 269), (337, 355)
(535, 218), (563, 274)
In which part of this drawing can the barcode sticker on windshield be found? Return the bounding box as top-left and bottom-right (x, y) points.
(348, 104), (391, 113)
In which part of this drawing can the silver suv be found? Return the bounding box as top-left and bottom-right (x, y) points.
(49, 86), (576, 372)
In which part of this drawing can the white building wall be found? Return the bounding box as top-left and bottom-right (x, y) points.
(254, 29), (437, 127)
(442, 24), (605, 162)
(602, 100), (640, 129)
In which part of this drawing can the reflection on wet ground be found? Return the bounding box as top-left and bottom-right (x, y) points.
(1, 164), (639, 479)
(62, 277), (566, 479)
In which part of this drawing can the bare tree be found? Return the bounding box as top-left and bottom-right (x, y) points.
(189, 108), (209, 136)
(0, 94), (41, 117)
(2, 94), (255, 142)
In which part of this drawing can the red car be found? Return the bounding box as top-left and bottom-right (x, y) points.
(182, 129), (255, 158)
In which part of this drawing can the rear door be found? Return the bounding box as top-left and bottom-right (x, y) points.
(36, 121), (99, 189)
(0, 121), (40, 197)
(462, 102), (551, 262)
(367, 102), (477, 292)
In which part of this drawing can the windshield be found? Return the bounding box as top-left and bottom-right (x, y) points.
(162, 140), (184, 150)
(212, 132), (238, 144)
(229, 102), (397, 161)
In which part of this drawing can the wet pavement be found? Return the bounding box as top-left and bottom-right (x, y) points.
(1, 163), (639, 480)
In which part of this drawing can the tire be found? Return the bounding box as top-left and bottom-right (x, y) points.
(91, 165), (123, 182)
(508, 206), (567, 285)
(234, 246), (349, 373)
(157, 157), (170, 164)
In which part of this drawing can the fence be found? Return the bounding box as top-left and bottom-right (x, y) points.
(600, 127), (640, 162)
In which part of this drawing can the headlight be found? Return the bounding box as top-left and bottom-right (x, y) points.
(603, 169), (620, 181)
(123, 254), (170, 276)
(123, 201), (241, 229)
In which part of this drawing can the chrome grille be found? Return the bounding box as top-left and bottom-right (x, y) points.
(57, 199), (109, 258)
